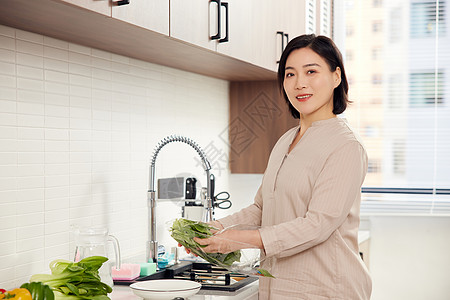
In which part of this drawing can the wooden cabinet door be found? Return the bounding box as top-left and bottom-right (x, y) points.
(275, 0), (308, 60)
(229, 81), (298, 173)
(112, 0), (169, 35)
(284, 0), (307, 38)
(59, 0), (111, 15)
(170, 0), (216, 51)
(250, 2), (280, 72)
(215, 0), (255, 64)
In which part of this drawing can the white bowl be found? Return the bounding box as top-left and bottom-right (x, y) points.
(130, 279), (201, 300)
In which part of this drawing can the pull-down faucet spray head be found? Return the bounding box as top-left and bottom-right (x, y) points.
(147, 135), (213, 263)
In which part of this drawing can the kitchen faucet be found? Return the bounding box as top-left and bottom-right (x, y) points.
(147, 135), (213, 263)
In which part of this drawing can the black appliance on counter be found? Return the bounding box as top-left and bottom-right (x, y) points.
(114, 261), (258, 292)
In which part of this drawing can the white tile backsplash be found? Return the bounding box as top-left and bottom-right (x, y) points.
(0, 62), (16, 76)
(16, 40), (44, 56)
(0, 35), (15, 50)
(15, 29), (43, 44)
(0, 87), (16, 101)
(0, 25), (240, 289)
(16, 53), (43, 69)
(0, 113), (17, 126)
(0, 49), (16, 63)
(18, 127), (45, 140)
(0, 74), (16, 89)
(0, 99), (15, 114)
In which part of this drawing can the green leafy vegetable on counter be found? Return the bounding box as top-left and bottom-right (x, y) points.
(20, 282), (54, 300)
(29, 256), (112, 300)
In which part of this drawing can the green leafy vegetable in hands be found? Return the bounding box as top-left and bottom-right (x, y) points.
(29, 256), (112, 300)
(20, 282), (54, 300)
(171, 219), (275, 278)
(170, 218), (241, 267)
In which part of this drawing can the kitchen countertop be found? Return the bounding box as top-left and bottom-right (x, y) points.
(111, 281), (259, 300)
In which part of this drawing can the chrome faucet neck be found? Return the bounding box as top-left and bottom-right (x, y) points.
(147, 135), (213, 263)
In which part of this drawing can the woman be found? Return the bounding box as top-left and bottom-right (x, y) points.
(195, 34), (372, 299)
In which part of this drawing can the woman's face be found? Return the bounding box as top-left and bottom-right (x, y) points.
(283, 47), (341, 121)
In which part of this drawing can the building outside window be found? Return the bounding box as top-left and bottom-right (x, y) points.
(409, 71), (444, 106)
(373, 0), (382, 8)
(410, 0), (446, 37)
(372, 74), (383, 84)
(372, 20), (383, 32)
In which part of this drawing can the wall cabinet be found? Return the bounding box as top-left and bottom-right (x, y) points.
(170, 0), (216, 51)
(171, 0), (309, 73)
(60, 0), (110, 16)
(62, 0), (169, 35)
(0, 0), (314, 81)
(171, 0), (273, 69)
(56, 0), (309, 72)
(215, 0), (254, 65)
(112, 0), (168, 35)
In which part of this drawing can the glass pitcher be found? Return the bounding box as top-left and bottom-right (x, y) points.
(73, 226), (121, 287)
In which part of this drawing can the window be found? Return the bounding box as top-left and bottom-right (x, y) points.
(373, 0), (382, 8)
(368, 159), (381, 173)
(370, 98), (383, 105)
(364, 125), (379, 137)
(410, 1), (446, 38)
(389, 7), (403, 42)
(373, 21), (383, 33)
(320, 0), (331, 36)
(409, 71), (444, 107)
(372, 47), (382, 60)
(372, 74), (383, 84)
(346, 25), (354, 36)
(306, 0), (316, 34)
(335, 0), (450, 214)
(388, 74), (404, 109)
(393, 140), (405, 175)
(346, 50), (354, 61)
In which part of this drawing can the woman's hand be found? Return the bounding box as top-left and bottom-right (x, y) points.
(208, 220), (224, 233)
(194, 229), (263, 254)
(178, 220), (225, 255)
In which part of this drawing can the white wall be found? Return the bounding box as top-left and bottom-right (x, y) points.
(0, 24), (234, 288)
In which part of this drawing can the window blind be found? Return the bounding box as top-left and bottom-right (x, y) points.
(336, 0), (450, 215)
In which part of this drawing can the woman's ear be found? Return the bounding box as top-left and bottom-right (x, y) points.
(334, 67), (342, 88)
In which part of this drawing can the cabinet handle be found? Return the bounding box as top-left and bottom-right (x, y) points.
(113, 0), (130, 5)
(210, 0), (221, 40)
(276, 31), (289, 63)
(277, 31), (284, 63)
(219, 2), (229, 43)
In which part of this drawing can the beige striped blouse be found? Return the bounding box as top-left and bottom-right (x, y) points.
(219, 117), (372, 299)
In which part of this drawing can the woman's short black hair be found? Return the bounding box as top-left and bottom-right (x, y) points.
(277, 34), (350, 119)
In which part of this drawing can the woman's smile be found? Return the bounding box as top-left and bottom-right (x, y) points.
(296, 94), (313, 102)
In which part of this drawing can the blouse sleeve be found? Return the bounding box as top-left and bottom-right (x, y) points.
(259, 141), (368, 258)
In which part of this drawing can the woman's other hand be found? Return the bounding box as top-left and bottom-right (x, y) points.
(194, 229), (263, 254)
(178, 220), (224, 255)
(208, 220), (224, 233)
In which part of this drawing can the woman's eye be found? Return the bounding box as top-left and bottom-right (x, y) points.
(307, 70), (316, 74)
(286, 73), (294, 78)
